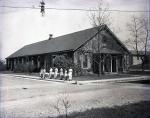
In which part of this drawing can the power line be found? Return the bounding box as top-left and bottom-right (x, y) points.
(0, 5), (39, 9)
(0, 5), (149, 13)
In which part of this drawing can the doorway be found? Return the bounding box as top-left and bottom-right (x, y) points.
(104, 56), (111, 72)
(112, 56), (117, 72)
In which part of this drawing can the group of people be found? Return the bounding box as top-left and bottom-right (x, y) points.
(40, 67), (73, 81)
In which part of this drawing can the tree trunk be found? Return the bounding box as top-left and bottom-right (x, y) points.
(141, 57), (145, 72)
(98, 54), (103, 77)
(98, 61), (101, 77)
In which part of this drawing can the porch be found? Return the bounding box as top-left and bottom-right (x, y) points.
(6, 51), (74, 72)
(92, 53), (129, 74)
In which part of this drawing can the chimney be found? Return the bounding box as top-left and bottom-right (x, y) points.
(49, 34), (53, 40)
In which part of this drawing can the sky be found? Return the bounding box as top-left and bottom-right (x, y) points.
(0, 0), (149, 60)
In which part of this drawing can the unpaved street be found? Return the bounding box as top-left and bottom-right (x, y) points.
(0, 74), (150, 118)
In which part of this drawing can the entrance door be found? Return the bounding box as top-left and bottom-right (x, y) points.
(93, 54), (104, 74)
(112, 56), (117, 72)
(104, 56), (111, 72)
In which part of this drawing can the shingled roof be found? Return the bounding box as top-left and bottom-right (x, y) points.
(7, 25), (129, 58)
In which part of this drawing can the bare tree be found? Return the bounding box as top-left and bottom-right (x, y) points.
(88, 0), (111, 76)
(126, 15), (149, 70)
(89, 0), (111, 27)
(52, 92), (71, 118)
(139, 17), (149, 56)
(52, 97), (62, 117)
(126, 15), (143, 57)
(61, 93), (71, 118)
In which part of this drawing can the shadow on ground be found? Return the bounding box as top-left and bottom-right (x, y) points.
(48, 101), (150, 118)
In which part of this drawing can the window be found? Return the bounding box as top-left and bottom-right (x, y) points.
(83, 55), (88, 68)
(77, 54), (81, 66)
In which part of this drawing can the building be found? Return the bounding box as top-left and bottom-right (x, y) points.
(129, 50), (150, 70)
(6, 25), (130, 74)
(130, 51), (144, 66)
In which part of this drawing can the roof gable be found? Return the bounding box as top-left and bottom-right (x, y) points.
(75, 25), (130, 54)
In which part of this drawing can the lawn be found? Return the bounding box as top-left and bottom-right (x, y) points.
(48, 101), (150, 118)
(128, 80), (150, 84)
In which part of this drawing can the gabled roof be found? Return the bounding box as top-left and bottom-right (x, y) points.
(7, 25), (129, 58)
(104, 26), (130, 54)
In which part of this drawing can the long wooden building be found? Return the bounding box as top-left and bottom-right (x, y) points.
(6, 25), (131, 74)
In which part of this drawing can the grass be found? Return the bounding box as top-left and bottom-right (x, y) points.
(128, 80), (150, 84)
(48, 101), (150, 118)
(73, 74), (140, 81)
(129, 63), (150, 70)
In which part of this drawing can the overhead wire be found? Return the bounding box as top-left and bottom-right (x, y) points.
(0, 5), (149, 13)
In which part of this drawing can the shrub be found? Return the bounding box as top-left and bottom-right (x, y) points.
(27, 62), (36, 73)
(72, 64), (83, 76)
(14, 63), (23, 72)
(13, 62), (35, 73)
(0, 59), (6, 71)
(53, 55), (73, 69)
(53, 55), (83, 76)
(54, 55), (75, 69)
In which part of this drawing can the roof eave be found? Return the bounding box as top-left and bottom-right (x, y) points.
(6, 49), (74, 59)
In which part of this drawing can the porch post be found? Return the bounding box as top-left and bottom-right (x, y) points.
(103, 58), (105, 72)
(49, 55), (52, 67)
(11, 59), (13, 70)
(10, 60), (11, 70)
(122, 55), (124, 72)
(31, 57), (34, 65)
(26, 56), (29, 64)
(14, 59), (16, 68)
(37, 56), (40, 69)
(126, 55), (129, 71)
(111, 56), (112, 72)
(8, 59), (10, 69)
(7, 59), (9, 70)
(116, 57), (118, 72)
(17, 58), (19, 64)
(6, 59), (8, 69)
(27, 56), (29, 63)
(18, 58), (20, 64)
(16, 58), (17, 64)
(24, 57), (26, 64)
(22, 58), (24, 64)
(102, 55), (105, 72)
(12, 59), (14, 70)
(44, 55), (46, 69)
(9, 59), (11, 70)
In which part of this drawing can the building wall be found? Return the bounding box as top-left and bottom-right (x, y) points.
(6, 30), (130, 73)
(131, 55), (143, 65)
(74, 51), (92, 69)
(73, 30), (130, 74)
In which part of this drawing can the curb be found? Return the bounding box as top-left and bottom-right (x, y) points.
(1, 73), (149, 84)
(79, 76), (150, 84)
(1, 74), (76, 84)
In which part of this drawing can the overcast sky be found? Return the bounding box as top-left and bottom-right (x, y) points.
(0, 0), (149, 60)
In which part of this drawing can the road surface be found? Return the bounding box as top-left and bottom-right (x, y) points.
(0, 74), (150, 118)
